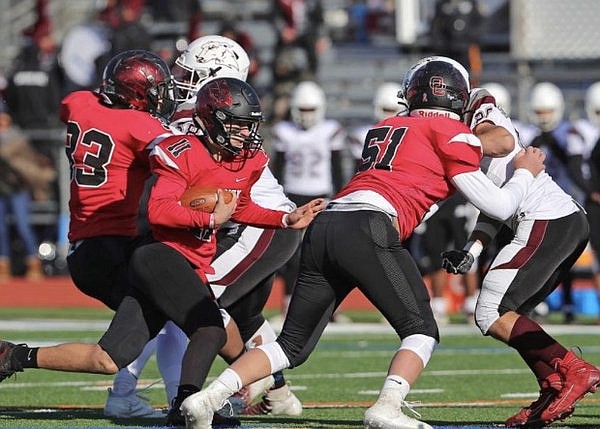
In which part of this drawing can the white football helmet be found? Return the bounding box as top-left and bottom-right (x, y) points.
(585, 81), (600, 125)
(290, 81), (326, 130)
(172, 35), (250, 102)
(529, 82), (564, 132)
(481, 82), (511, 117)
(373, 82), (405, 121)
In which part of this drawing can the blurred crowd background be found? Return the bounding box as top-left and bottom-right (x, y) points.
(0, 0), (599, 322)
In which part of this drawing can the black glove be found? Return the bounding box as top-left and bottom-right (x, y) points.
(441, 250), (475, 274)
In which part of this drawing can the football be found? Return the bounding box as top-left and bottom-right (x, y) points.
(180, 186), (234, 212)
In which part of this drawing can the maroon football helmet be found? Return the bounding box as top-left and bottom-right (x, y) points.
(100, 50), (177, 120)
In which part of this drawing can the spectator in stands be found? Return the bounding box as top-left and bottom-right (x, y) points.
(5, 0), (62, 131)
(0, 103), (53, 282)
(270, 0), (329, 121)
(94, 0), (152, 82)
(430, 0), (483, 84)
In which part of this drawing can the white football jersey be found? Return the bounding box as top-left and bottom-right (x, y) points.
(272, 119), (346, 196)
(571, 118), (600, 160)
(472, 103), (579, 223)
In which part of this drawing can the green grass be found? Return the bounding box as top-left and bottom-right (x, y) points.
(1, 309), (599, 428)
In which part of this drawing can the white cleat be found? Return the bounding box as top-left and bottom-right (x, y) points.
(241, 383), (303, 416)
(268, 384), (303, 416)
(363, 389), (432, 429)
(180, 380), (232, 429)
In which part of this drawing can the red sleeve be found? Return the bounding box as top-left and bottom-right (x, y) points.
(147, 140), (213, 229)
(432, 119), (483, 178)
(232, 164), (286, 228)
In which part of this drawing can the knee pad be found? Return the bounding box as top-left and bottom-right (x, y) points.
(398, 334), (438, 367)
(256, 341), (290, 373)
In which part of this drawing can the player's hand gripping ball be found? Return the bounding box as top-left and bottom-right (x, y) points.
(180, 186), (234, 212)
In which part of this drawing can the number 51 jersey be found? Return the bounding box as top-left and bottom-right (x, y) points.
(61, 91), (172, 241)
(336, 115), (483, 241)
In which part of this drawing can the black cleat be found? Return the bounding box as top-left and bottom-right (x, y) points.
(166, 396), (240, 427)
(166, 395), (185, 427)
(0, 341), (24, 382)
(211, 412), (241, 427)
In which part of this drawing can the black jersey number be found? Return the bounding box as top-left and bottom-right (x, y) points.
(66, 121), (115, 187)
(358, 126), (407, 171)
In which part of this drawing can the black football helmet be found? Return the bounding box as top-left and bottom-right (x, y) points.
(100, 50), (177, 121)
(404, 56), (470, 120)
(193, 77), (263, 157)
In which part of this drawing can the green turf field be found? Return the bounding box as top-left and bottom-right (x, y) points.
(0, 308), (599, 428)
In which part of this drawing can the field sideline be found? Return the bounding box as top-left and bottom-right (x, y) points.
(1, 310), (600, 428)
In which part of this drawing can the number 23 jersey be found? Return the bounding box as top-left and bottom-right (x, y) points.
(61, 91), (172, 241)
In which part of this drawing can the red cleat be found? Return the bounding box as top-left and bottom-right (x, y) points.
(505, 373), (566, 427)
(538, 351), (600, 425)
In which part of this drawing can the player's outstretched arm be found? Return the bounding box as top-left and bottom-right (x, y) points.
(284, 198), (327, 229)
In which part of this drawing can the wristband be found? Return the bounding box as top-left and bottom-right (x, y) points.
(463, 240), (483, 258)
(281, 213), (289, 228)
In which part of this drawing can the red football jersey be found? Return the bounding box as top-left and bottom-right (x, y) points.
(61, 91), (172, 241)
(336, 115), (482, 241)
(148, 135), (287, 280)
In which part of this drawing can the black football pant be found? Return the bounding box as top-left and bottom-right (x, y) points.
(277, 210), (439, 368)
(98, 240), (226, 389)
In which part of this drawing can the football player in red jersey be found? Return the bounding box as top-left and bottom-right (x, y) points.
(62, 49), (175, 311)
(105, 36), (304, 422)
(0, 77), (323, 411)
(126, 76), (324, 421)
(177, 57), (546, 429)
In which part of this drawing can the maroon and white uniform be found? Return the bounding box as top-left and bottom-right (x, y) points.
(467, 99), (587, 334)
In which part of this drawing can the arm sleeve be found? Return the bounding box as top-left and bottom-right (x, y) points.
(452, 168), (534, 221)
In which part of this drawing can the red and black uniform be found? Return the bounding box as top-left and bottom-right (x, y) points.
(61, 90), (171, 309)
(147, 135), (287, 281)
(276, 116), (482, 367)
(107, 135), (290, 386)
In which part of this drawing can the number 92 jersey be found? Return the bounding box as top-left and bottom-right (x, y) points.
(337, 115), (482, 241)
(61, 91), (172, 241)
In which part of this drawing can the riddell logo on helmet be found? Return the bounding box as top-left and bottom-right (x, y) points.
(430, 76), (447, 96)
(413, 109), (452, 118)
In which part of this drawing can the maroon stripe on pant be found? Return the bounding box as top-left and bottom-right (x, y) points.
(492, 220), (548, 270)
